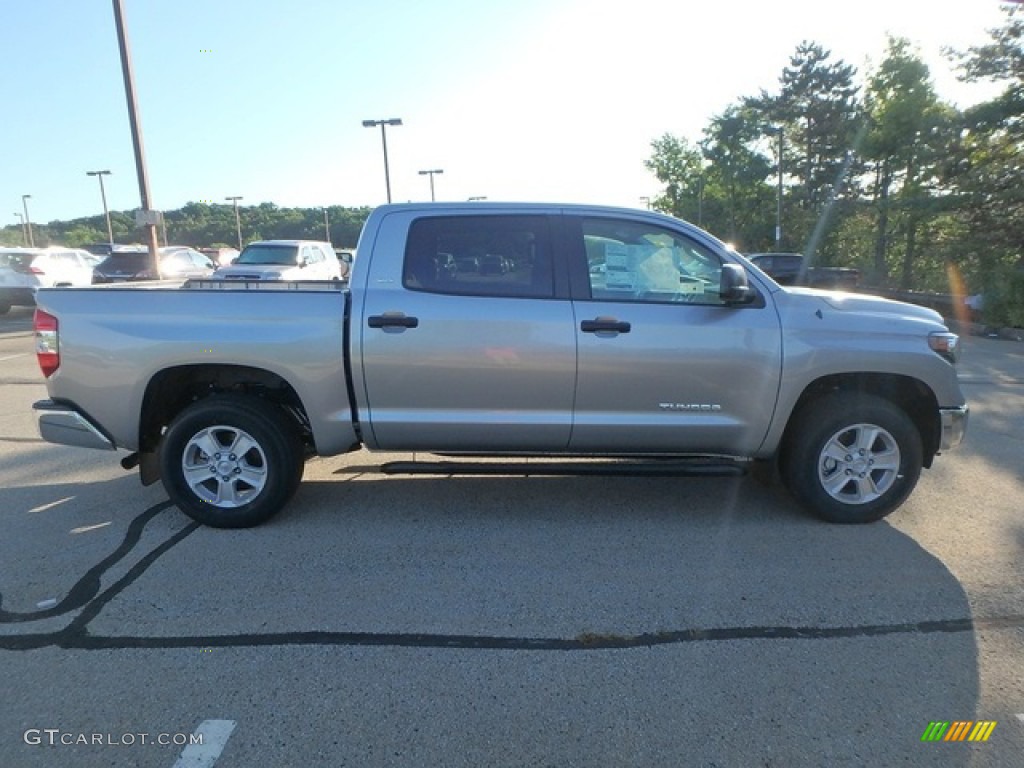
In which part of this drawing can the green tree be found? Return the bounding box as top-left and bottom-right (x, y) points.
(746, 42), (863, 258)
(699, 105), (775, 249)
(945, 5), (1024, 293)
(644, 133), (704, 221)
(862, 37), (954, 288)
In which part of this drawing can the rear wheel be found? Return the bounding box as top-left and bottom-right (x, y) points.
(160, 395), (304, 528)
(781, 392), (923, 524)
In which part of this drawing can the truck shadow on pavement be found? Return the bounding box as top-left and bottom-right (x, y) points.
(3, 471), (1021, 657)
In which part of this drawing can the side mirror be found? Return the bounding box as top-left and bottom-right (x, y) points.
(720, 263), (755, 304)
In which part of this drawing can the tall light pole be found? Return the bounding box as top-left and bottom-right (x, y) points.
(362, 118), (402, 203)
(323, 207), (331, 243)
(13, 212), (26, 246)
(111, 0), (161, 275)
(772, 126), (784, 249)
(87, 170), (114, 244)
(225, 196), (243, 250)
(21, 195), (34, 246)
(418, 169), (443, 202)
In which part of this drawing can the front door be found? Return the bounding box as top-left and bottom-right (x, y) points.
(566, 214), (782, 456)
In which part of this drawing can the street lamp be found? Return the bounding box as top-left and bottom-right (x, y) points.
(418, 169), (443, 202)
(362, 118), (402, 203)
(323, 207), (331, 243)
(87, 170), (114, 244)
(21, 195), (35, 247)
(225, 196), (243, 250)
(13, 212), (26, 246)
(771, 126), (784, 249)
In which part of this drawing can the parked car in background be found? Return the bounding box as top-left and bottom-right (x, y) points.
(0, 247), (96, 314)
(200, 246), (240, 268)
(92, 246), (216, 283)
(212, 240), (342, 281)
(748, 252), (860, 291)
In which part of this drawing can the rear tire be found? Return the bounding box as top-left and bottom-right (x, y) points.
(781, 392), (923, 524)
(160, 395), (304, 528)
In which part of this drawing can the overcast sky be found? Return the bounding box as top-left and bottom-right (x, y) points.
(2, 0), (1015, 226)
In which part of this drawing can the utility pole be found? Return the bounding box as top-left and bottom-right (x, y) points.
(225, 196), (243, 250)
(111, 0), (161, 275)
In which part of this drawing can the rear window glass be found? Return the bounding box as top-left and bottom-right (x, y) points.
(0, 252), (34, 269)
(98, 253), (148, 270)
(403, 215), (554, 299)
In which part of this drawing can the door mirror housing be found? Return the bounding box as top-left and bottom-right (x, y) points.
(721, 263), (755, 304)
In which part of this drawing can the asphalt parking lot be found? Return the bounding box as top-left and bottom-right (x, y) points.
(2, 304), (1023, 767)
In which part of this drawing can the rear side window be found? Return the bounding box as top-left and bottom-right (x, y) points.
(0, 252), (35, 270)
(403, 215), (553, 298)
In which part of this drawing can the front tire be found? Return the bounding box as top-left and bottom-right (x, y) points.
(160, 395), (304, 528)
(781, 392), (923, 524)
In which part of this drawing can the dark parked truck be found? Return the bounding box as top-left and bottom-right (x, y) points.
(748, 252), (861, 291)
(32, 203), (968, 527)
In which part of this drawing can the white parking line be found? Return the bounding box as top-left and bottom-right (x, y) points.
(0, 353), (28, 362)
(1017, 713), (1024, 723)
(171, 720), (236, 768)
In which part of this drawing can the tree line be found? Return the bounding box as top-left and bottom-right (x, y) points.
(645, 7), (1023, 325)
(0, 202), (372, 251)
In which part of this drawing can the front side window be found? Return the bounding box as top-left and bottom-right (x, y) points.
(403, 215), (553, 298)
(583, 218), (725, 305)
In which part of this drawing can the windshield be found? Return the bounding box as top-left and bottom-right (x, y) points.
(235, 244), (299, 266)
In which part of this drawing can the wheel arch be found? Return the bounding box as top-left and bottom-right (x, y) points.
(781, 372), (940, 467)
(139, 364), (312, 456)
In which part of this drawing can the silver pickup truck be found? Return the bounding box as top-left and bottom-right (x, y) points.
(32, 203), (968, 528)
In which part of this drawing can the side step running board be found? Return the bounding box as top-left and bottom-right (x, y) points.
(379, 459), (747, 477)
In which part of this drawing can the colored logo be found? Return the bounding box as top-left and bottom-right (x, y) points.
(921, 721), (997, 742)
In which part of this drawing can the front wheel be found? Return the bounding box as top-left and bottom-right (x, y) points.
(160, 395), (304, 528)
(781, 392), (923, 524)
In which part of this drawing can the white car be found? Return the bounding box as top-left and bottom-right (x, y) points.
(0, 247), (96, 314)
(212, 240), (342, 281)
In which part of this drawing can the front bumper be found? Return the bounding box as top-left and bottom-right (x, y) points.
(33, 400), (116, 451)
(939, 405), (969, 451)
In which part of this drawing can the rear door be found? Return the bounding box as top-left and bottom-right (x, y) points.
(357, 210), (577, 451)
(566, 214), (783, 456)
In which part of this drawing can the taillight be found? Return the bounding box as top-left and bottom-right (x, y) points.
(34, 309), (59, 377)
(29, 266), (45, 275)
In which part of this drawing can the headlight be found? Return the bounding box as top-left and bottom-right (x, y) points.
(928, 332), (961, 364)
